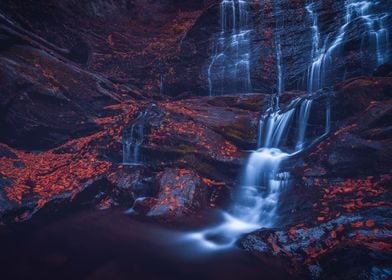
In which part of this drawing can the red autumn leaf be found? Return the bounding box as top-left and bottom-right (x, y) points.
(365, 219), (375, 227)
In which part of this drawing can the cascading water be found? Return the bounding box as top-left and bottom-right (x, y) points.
(257, 108), (295, 148)
(295, 99), (313, 150)
(122, 104), (163, 166)
(306, 1), (323, 94)
(122, 111), (147, 165)
(274, 0), (285, 96)
(232, 148), (290, 228)
(185, 0), (349, 252)
(306, 0), (390, 93)
(276, 40), (284, 95)
(185, 96), (330, 250)
(160, 74), (164, 95)
(207, 0), (252, 96)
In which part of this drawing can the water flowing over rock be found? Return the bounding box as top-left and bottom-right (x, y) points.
(123, 112), (146, 165)
(239, 77), (392, 278)
(122, 104), (163, 165)
(208, 0), (253, 95)
(165, 0), (392, 96)
(306, 0), (391, 93)
(0, 1), (391, 279)
(273, 0), (285, 95)
(295, 99), (313, 150)
(184, 94), (330, 250)
(233, 148), (289, 227)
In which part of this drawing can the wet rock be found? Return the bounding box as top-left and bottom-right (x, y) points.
(108, 165), (155, 203)
(0, 144), (17, 159)
(0, 0), (213, 97)
(0, 176), (14, 216)
(1, 0), (391, 99)
(147, 168), (208, 219)
(240, 76), (392, 278)
(131, 197), (158, 216)
(110, 166), (142, 189)
(0, 92), (262, 224)
(0, 5), (390, 278)
(303, 77), (392, 177)
(333, 77), (392, 120)
(95, 195), (118, 211)
(374, 61), (392, 77)
(0, 44), (124, 150)
(241, 206), (392, 278)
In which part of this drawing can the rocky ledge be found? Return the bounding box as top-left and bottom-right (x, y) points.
(1, 74), (391, 278)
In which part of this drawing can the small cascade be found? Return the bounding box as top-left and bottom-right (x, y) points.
(257, 108), (295, 148)
(232, 148), (290, 227)
(234, 96), (326, 228)
(185, 95), (330, 250)
(274, 0), (285, 95)
(208, 0), (252, 96)
(295, 99), (313, 150)
(276, 40), (284, 95)
(306, 1), (323, 93)
(122, 111), (147, 165)
(325, 98), (331, 134)
(306, 0), (390, 93)
(160, 74), (164, 95)
(122, 104), (163, 166)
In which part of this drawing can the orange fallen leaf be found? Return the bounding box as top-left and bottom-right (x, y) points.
(365, 219), (375, 227)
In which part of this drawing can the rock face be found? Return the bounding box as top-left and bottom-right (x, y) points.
(306, 77), (392, 177)
(1, 76), (390, 279)
(0, 0), (213, 98)
(0, 44), (123, 149)
(167, 0), (392, 95)
(0, 92), (269, 223)
(147, 168), (207, 219)
(2, 0), (391, 98)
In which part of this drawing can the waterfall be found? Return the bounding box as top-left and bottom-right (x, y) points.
(276, 40), (284, 95)
(233, 96), (327, 228)
(122, 111), (147, 165)
(160, 74), (164, 95)
(207, 0), (252, 96)
(306, 0), (390, 93)
(232, 148), (290, 227)
(185, 96), (331, 250)
(306, 1), (323, 94)
(295, 99), (313, 150)
(274, 0), (285, 96)
(257, 109), (295, 148)
(185, 0), (347, 252)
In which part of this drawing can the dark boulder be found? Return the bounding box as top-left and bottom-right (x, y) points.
(147, 168), (208, 219)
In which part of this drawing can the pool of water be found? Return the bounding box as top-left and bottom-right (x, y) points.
(0, 208), (295, 280)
